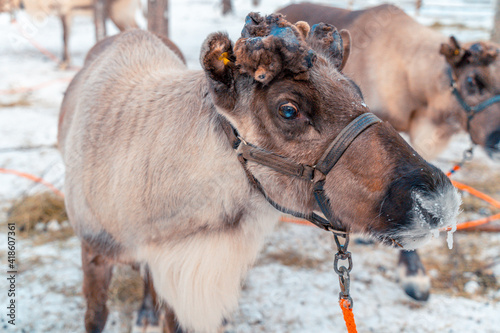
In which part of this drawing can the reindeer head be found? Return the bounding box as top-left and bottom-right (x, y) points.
(441, 36), (500, 160)
(201, 13), (460, 248)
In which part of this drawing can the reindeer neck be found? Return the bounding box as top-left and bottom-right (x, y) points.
(406, 29), (451, 105)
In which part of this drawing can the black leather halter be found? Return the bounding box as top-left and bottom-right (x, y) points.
(221, 113), (382, 234)
(447, 67), (500, 132)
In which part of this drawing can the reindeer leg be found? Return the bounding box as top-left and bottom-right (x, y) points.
(60, 14), (72, 69)
(397, 250), (430, 301)
(132, 267), (185, 333)
(82, 241), (114, 333)
(133, 267), (161, 333)
(165, 305), (185, 333)
(108, 0), (139, 32)
(408, 110), (455, 161)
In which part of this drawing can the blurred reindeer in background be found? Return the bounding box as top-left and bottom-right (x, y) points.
(280, 1), (500, 303)
(0, 0), (20, 21)
(1, 0), (140, 68)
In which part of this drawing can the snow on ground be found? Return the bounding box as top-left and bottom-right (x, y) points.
(0, 0), (499, 332)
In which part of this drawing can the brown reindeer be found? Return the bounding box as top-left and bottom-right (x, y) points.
(59, 13), (460, 332)
(3, 0), (140, 67)
(278, 2), (500, 302)
(279, 3), (500, 161)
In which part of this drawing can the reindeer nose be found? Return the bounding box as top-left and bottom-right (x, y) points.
(486, 129), (500, 159)
(408, 165), (460, 230)
(413, 192), (445, 227)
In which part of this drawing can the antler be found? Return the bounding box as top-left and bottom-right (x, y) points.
(440, 37), (499, 67)
(468, 42), (499, 66)
(307, 23), (345, 69)
(234, 13), (315, 85)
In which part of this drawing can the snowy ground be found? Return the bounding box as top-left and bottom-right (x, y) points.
(0, 0), (499, 332)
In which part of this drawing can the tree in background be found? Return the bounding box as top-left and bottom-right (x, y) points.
(492, 0), (500, 42)
(222, 0), (260, 16)
(148, 0), (169, 37)
(222, 0), (232, 15)
(94, 0), (106, 41)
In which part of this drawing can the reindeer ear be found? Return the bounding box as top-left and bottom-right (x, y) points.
(200, 32), (237, 110)
(338, 30), (351, 71)
(201, 32), (235, 86)
(440, 36), (468, 68)
(308, 23), (346, 69)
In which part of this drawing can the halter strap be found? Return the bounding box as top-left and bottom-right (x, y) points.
(220, 113), (382, 233)
(447, 67), (500, 131)
(316, 113), (382, 175)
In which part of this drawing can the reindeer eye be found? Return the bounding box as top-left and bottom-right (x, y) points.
(278, 102), (299, 119)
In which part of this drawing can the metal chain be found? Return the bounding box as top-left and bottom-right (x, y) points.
(448, 145), (475, 176)
(462, 145), (474, 163)
(333, 232), (353, 308)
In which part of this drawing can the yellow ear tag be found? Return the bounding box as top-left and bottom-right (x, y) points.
(454, 49), (460, 56)
(218, 52), (231, 65)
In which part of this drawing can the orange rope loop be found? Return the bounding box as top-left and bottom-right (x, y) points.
(0, 168), (64, 198)
(339, 298), (357, 333)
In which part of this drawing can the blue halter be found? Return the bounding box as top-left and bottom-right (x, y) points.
(447, 67), (500, 132)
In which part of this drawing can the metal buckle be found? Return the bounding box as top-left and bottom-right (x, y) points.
(450, 81), (458, 91)
(463, 147), (474, 161)
(311, 167), (326, 183)
(237, 136), (248, 146)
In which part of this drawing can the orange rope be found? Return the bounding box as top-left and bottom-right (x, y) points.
(279, 215), (312, 226)
(446, 164), (462, 177)
(0, 166), (497, 232)
(13, 19), (61, 64)
(23, 33), (61, 63)
(0, 168), (64, 198)
(10, 19), (81, 71)
(280, 212), (500, 230)
(450, 180), (500, 209)
(2, 21), (77, 96)
(442, 213), (500, 231)
(339, 299), (357, 333)
(279, 178), (500, 230)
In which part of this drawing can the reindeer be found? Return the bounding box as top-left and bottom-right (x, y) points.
(59, 13), (460, 332)
(278, 3), (500, 161)
(2, 0), (140, 67)
(278, 2), (500, 302)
